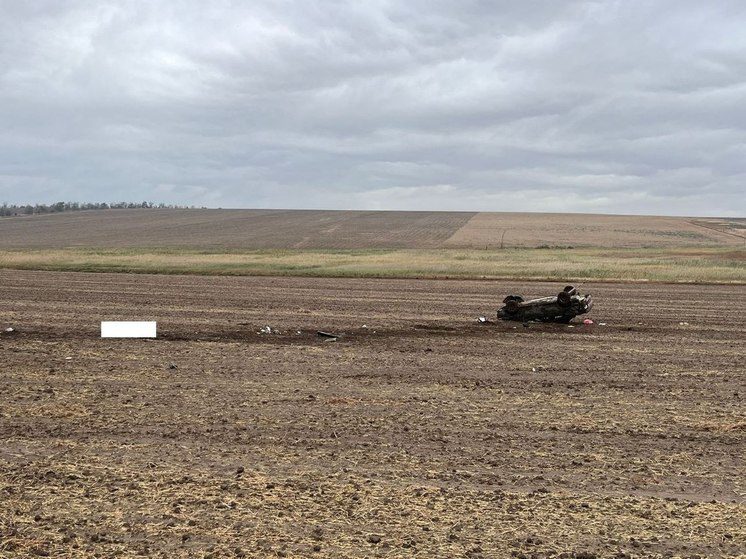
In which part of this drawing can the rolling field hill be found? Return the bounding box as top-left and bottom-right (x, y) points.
(1, 209), (743, 282)
(0, 209), (743, 249)
(0, 209), (474, 250)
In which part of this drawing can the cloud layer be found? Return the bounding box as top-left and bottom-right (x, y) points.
(1, 1), (744, 215)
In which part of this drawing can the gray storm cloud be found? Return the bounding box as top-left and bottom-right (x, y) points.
(0, 0), (744, 215)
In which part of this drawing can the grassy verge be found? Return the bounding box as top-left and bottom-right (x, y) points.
(0, 247), (744, 283)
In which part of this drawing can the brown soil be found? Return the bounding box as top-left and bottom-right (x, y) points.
(0, 209), (475, 250)
(0, 209), (741, 249)
(1, 270), (744, 558)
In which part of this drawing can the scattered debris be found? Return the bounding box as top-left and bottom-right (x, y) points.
(259, 325), (277, 334)
(679, 322), (689, 326)
(498, 285), (592, 323)
(583, 319), (594, 325)
(64, 357), (73, 361)
(362, 324), (369, 329)
(599, 322), (607, 326)
(317, 331), (340, 339)
(2, 327), (15, 334)
(477, 316), (492, 324)
(168, 363), (178, 370)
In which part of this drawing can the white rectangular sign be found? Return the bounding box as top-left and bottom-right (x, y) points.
(101, 321), (157, 338)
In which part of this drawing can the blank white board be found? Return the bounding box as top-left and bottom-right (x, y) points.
(101, 321), (157, 338)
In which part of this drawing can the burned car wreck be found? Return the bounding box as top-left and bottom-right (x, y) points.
(498, 286), (593, 323)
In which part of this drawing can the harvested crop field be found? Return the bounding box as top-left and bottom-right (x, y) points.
(444, 213), (746, 248)
(1, 270), (744, 558)
(0, 209), (742, 250)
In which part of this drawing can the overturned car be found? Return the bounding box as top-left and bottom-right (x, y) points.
(498, 286), (593, 323)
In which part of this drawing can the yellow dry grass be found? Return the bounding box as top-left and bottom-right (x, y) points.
(0, 247), (744, 283)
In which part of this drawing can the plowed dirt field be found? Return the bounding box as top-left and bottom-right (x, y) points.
(1, 270), (744, 558)
(0, 209), (742, 249)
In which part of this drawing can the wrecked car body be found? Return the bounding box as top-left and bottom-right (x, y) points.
(498, 286), (593, 323)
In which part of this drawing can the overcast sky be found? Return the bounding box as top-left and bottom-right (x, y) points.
(1, 1), (744, 216)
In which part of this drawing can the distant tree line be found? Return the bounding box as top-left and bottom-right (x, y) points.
(0, 202), (200, 217)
